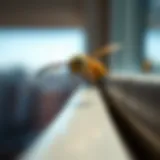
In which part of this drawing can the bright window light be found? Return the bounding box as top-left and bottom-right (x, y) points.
(145, 29), (160, 64)
(0, 28), (86, 72)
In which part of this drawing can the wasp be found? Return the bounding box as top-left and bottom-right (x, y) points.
(37, 43), (121, 83)
(68, 43), (121, 83)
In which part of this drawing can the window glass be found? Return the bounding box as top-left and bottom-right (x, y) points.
(0, 28), (86, 73)
(144, 0), (160, 73)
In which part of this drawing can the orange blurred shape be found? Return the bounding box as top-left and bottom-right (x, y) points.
(142, 60), (152, 73)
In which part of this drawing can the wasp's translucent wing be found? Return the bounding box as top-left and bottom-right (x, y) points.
(36, 61), (81, 92)
(91, 43), (121, 58)
(36, 62), (67, 78)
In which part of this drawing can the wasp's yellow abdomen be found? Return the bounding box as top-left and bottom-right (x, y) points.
(85, 56), (107, 81)
(69, 55), (107, 82)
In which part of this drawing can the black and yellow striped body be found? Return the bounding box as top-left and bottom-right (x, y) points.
(69, 55), (107, 82)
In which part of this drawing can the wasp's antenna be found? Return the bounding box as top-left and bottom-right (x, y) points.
(91, 43), (121, 58)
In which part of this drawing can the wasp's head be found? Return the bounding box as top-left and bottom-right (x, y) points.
(68, 55), (86, 73)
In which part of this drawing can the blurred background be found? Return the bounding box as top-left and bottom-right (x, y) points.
(0, 0), (160, 159)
